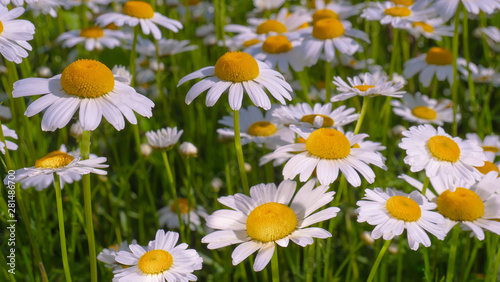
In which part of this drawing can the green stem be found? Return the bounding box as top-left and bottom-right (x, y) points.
(462, 7), (479, 131)
(422, 247), (431, 281)
(155, 39), (163, 97)
(297, 70), (312, 105)
(161, 150), (186, 242)
(491, 241), (500, 281)
(325, 61), (332, 102)
(271, 248), (279, 282)
(389, 28), (400, 76)
(446, 226), (460, 282)
(367, 239), (392, 282)
(130, 26), (139, 87)
(421, 176), (430, 197)
(451, 7), (460, 136)
(233, 110), (249, 194)
(353, 96), (371, 135)
(54, 174), (72, 282)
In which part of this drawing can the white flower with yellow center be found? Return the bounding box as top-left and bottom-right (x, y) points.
(57, 26), (125, 51)
(432, 0), (500, 21)
(253, 0), (285, 11)
(0, 124), (18, 155)
(245, 35), (305, 73)
(217, 106), (294, 150)
(135, 37), (198, 57)
(113, 230), (203, 281)
(457, 60), (500, 86)
(391, 92), (455, 125)
(466, 133), (500, 163)
(97, 240), (136, 270)
(0, 6), (35, 64)
(400, 172), (500, 240)
(309, 0), (362, 21)
(274, 125), (386, 186)
(361, 1), (431, 28)
(96, 0), (182, 40)
(26, 0), (60, 18)
(332, 72), (406, 102)
(399, 124), (486, 186)
(404, 18), (454, 41)
(63, 0), (111, 14)
(178, 52), (292, 110)
(158, 198), (208, 231)
(356, 187), (445, 250)
(12, 59), (155, 131)
(202, 180), (340, 271)
(403, 47), (465, 87)
(146, 127), (183, 151)
(300, 18), (370, 66)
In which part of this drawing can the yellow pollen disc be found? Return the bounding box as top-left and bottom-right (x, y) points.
(427, 136), (461, 162)
(384, 7), (411, 17)
(122, 1), (155, 19)
(79, 26), (104, 38)
(247, 121), (277, 137)
(256, 20), (287, 34)
(425, 47), (453, 65)
(297, 22), (310, 29)
(436, 188), (484, 221)
(300, 114), (334, 127)
(385, 196), (421, 222)
(412, 22), (434, 32)
(352, 143), (360, 148)
(297, 137), (306, 143)
(0, 20), (3, 34)
(391, 0), (414, 6)
(317, 80), (326, 89)
(312, 18), (345, 40)
(242, 38), (260, 48)
(109, 244), (118, 251)
(35, 151), (75, 169)
(60, 59), (115, 98)
(214, 52), (259, 82)
(170, 198), (192, 214)
(246, 202), (297, 242)
(262, 35), (293, 54)
(188, 0), (200, 5)
(475, 161), (500, 175)
(412, 106), (437, 120)
(105, 23), (118, 30)
(482, 146), (499, 153)
(354, 85), (375, 92)
(306, 128), (351, 159)
(312, 9), (339, 25)
(138, 249), (173, 274)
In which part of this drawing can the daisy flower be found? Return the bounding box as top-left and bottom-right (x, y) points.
(96, 1), (183, 40)
(309, 0), (363, 21)
(245, 35), (305, 73)
(97, 240), (136, 270)
(403, 47), (466, 87)
(404, 18), (454, 41)
(26, 0), (60, 18)
(391, 92), (455, 125)
(301, 18), (370, 66)
(178, 142), (198, 158)
(177, 51), (292, 111)
(146, 127), (183, 151)
(398, 124), (486, 186)
(457, 60), (500, 86)
(63, 0), (111, 14)
(475, 26), (500, 52)
(332, 72), (406, 102)
(361, 1), (431, 28)
(253, 0), (285, 11)
(0, 0), (36, 6)
(400, 172), (500, 240)
(135, 37), (198, 57)
(0, 105), (12, 122)
(57, 26), (125, 51)
(465, 133), (500, 162)
(356, 187), (445, 250)
(273, 125), (386, 186)
(113, 230), (203, 281)
(112, 65), (133, 85)
(0, 6), (36, 64)
(217, 106), (294, 150)
(202, 180), (340, 271)
(432, 0), (500, 21)
(271, 102), (359, 130)
(12, 59), (155, 131)
(158, 198), (208, 231)
(0, 124), (18, 155)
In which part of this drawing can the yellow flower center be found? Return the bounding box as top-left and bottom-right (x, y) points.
(262, 35), (293, 54)
(79, 26), (104, 38)
(170, 198), (192, 214)
(312, 18), (345, 40)
(312, 9), (339, 25)
(352, 143), (360, 148)
(297, 137), (306, 143)
(475, 161), (499, 175)
(242, 39), (260, 48)
(385, 196), (421, 222)
(214, 52), (259, 82)
(391, 0), (414, 6)
(188, 0), (200, 5)
(436, 188), (484, 221)
(247, 121), (277, 136)
(384, 7), (411, 17)
(246, 202), (297, 243)
(354, 85), (375, 92)
(482, 146), (499, 153)
(412, 106), (437, 120)
(297, 22), (310, 29)
(427, 135), (460, 162)
(35, 151), (75, 169)
(60, 59), (115, 98)
(425, 47), (453, 65)
(306, 128), (351, 159)
(256, 20), (287, 34)
(412, 22), (434, 32)
(300, 114), (334, 127)
(138, 249), (173, 274)
(0, 20), (3, 34)
(105, 23), (118, 30)
(122, 1), (155, 19)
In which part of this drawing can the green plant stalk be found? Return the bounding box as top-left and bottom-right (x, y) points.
(161, 150), (186, 242)
(233, 110), (249, 194)
(353, 96), (371, 135)
(324, 61), (332, 102)
(54, 174), (72, 282)
(305, 244), (315, 282)
(491, 241), (500, 281)
(130, 26), (139, 87)
(389, 28), (400, 76)
(463, 240), (482, 282)
(367, 239), (392, 282)
(462, 7), (479, 131)
(446, 226), (460, 282)
(155, 39), (163, 97)
(271, 248), (279, 282)
(297, 70), (312, 105)
(421, 176), (430, 197)
(451, 8), (460, 136)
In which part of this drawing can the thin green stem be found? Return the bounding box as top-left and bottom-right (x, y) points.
(325, 61), (332, 102)
(462, 7), (479, 131)
(367, 239), (392, 282)
(297, 70), (312, 105)
(446, 226), (460, 282)
(451, 8), (460, 136)
(54, 174), (72, 282)
(161, 150), (186, 242)
(491, 241), (500, 282)
(389, 28), (400, 76)
(130, 26), (139, 87)
(421, 176), (430, 197)
(353, 97), (371, 135)
(271, 248), (279, 282)
(233, 110), (249, 194)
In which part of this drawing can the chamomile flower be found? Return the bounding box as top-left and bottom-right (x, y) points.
(432, 0), (500, 21)
(97, 240), (136, 270)
(0, 6), (36, 64)
(457, 60), (500, 86)
(202, 180), (340, 271)
(177, 52), (292, 111)
(113, 230), (203, 281)
(0, 0), (36, 6)
(253, 0), (285, 11)
(332, 72), (406, 102)
(475, 26), (500, 52)
(356, 188), (445, 250)
(361, 1), (431, 28)
(57, 26), (125, 51)
(135, 37), (198, 57)
(398, 124), (486, 186)
(112, 65), (132, 85)
(26, 0), (60, 18)
(158, 198), (207, 231)
(245, 35), (305, 72)
(465, 133), (500, 162)
(217, 106), (294, 150)
(146, 127), (183, 151)
(0, 124), (17, 155)
(12, 59), (155, 131)
(391, 92), (455, 125)
(64, 0), (111, 14)
(309, 0), (362, 21)
(179, 142), (198, 158)
(96, 1), (183, 40)
(404, 18), (454, 41)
